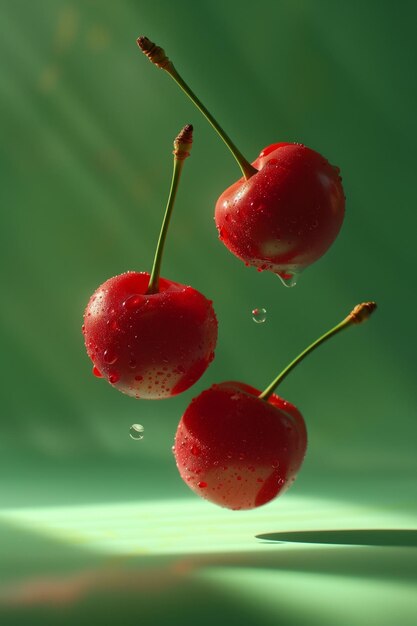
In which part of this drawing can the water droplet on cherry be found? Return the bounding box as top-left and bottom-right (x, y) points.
(198, 481), (207, 488)
(129, 424), (144, 440)
(108, 319), (120, 331)
(92, 366), (102, 378)
(276, 271), (299, 288)
(103, 349), (118, 364)
(109, 371), (120, 384)
(123, 295), (142, 309)
(252, 307), (267, 323)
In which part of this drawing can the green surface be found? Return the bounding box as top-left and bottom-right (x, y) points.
(1, 0), (416, 624)
(0, 493), (416, 625)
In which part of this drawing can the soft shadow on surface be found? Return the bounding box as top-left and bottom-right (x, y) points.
(255, 529), (417, 547)
(0, 520), (279, 626)
(1, 520), (416, 626)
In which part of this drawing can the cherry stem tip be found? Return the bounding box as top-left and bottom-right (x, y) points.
(174, 124), (193, 160)
(137, 36), (172, 70)
(347, 301), (377, 324)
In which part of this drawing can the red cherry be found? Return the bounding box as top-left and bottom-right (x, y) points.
(215, 143), (345, 282)
(83, 125), (218, 398)
(138, 39), (345, 284)
(174, 381), (307, 510)
(83, 271), (217, 398)
(174, 302), (376, 510)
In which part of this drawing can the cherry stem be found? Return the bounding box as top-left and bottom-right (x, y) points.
(259, 302), (377, 401)
(137, 36), (257, 181)
(146, 125), (193, 295)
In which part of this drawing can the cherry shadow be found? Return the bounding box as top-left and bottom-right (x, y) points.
(255, 529), (417, 547)
(1, 519), (416, 626)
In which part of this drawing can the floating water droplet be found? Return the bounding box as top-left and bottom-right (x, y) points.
(276, 271), (299, 288)
(252, 307), (267, 323)
(129, 423), (144, 440)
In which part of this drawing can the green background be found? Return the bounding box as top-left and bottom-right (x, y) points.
(0, 0), (416, 624)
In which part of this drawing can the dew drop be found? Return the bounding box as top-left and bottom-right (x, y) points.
(123, 294), (142, 309)
(104, 349), (118, 364)
(129, 423), (144, 440)
(198, 481), (207, 488)
(109, 371), (120, 384)
(252, 307), (267, 323)
(92, 366), (102, 378)
(276, 271), (299, 288)
(108, 319), (120, 331)
(191, 445), (201, 456)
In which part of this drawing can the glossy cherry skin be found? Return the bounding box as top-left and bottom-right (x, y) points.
(83, 271), (218, 399)
(174, 381), (307, 510)
(215, 143), (345, 280)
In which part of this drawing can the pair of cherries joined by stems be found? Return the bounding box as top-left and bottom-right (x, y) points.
(83, 37), (375, 510)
